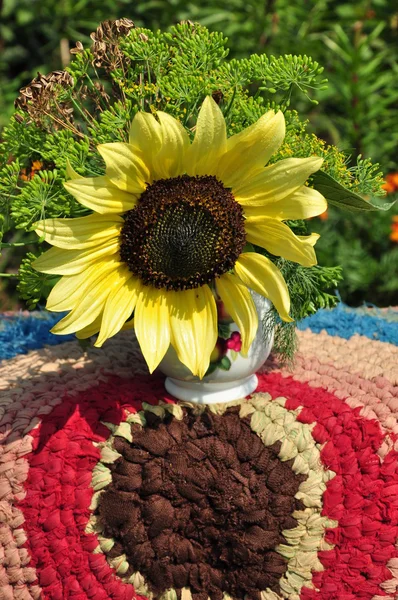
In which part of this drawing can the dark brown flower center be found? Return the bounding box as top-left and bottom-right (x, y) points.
(119, 175), (246, 291)
(97, 407), (306, 600)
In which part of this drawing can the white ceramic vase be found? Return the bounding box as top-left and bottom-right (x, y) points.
(158, 293), (274, 404)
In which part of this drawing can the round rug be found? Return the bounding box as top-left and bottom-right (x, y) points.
(0, 305), (398, 600)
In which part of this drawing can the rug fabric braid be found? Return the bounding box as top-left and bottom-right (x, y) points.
(0, 305), (397, 600)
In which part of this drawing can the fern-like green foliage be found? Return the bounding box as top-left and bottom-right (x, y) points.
(12, 170), (88, 231)
(249, 54), (328, 106)
(0, 161), (20, 243)
(263, 262), (344, 363)
(0, 21), (388, 358)
(16, 252), (58, 310)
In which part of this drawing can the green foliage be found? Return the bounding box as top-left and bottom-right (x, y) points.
(262, 262), (344, 363)
(318, 22), (398, 171)
(0, 115), (47, 164)
(0, 18), (393, 325)
(41, 131), (92, 174)
(16, 252), (57, 309)
(249, 54), (328, 106)
(164, 23), (229, 71)
(312, 170), (395, 212)
(11, 170), (87, 232)
(88, 101), (135, 145)
(2, 0), (397, 170)
(0, 0), (131, 126)
(314, 203), (398, 306)
(0, 160), (20, 242)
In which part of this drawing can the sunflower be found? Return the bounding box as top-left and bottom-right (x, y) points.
(33, 97), (326, 378)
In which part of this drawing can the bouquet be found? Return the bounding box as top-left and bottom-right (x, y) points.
(0, 20), (391, 377)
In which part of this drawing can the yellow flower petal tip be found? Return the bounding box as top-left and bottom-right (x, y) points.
(311, 156), (324, 170)
(49, 325), (62, 335)
(65, 160), (83, 180)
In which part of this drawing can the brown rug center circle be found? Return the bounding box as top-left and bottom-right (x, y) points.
(97, 407), (306, 600)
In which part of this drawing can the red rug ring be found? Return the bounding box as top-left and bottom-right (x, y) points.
(6, 372), (395, 599)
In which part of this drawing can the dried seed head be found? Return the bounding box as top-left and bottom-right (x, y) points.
(70, 41), (84, 55)
(15, 70), (74, 128)
(90, 18), (135, 71)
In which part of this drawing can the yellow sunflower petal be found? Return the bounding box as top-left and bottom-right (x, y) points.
(216, 272), (258, 356)
(75, 313), (103, 339)
(186, 96), (227, 177)
(216, 110), (285, 188)
(234, 157), (324, 205)
(243, 185), (327, 221)
(129, 110), (162, 174)
(95, 272), (142, 347)
(46, 257), (119, 312)
(134, 286), (171, 373)
(234, 252), (293, 323)
(64, 176), (138, 214)
(167, 285), (217, 379)
(46, 273), (91, 313)
(154, 111), (190, 179)
(66, 160), (83, 180)
(97, 143), (149, 192)
(34, 213), (123, 250)
(297, 233), (320, 246)
(48, 261), (117, 318)
(245, 217), (318, 266)
(33, 238), (120, 275)
(50, 262), (126, 335)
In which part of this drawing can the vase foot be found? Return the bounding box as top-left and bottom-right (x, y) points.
(164, 374), (259, 404)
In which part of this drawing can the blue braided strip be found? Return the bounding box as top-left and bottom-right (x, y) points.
(0, 312), (74, 361)
(298, 303), (398, 346)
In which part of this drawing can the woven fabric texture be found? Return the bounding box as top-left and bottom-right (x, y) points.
(0, 305), (397, 600)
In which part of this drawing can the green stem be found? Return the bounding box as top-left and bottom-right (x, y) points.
(223, 86), (237, 120)
(1, 242), (34, 248)
(146, 61), (151, 86)
(183, 97), (201, 128)
(0, 273), (18, 278)
(69, 96), (94, 125)
(85, 74), (108, 110)
(282, 84), (293, 112)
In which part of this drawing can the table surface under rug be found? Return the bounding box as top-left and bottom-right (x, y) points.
(0, 304), (398, 600)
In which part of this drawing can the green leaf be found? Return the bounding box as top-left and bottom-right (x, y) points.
(205, 363), (218, 377)
(312, 170), (395, 212)
(219, 356), (232, 371)
(230, 350), (238, 361)
(217, 322), (231, 339)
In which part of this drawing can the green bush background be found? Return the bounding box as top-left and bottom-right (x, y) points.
(1, 0), (397, 308)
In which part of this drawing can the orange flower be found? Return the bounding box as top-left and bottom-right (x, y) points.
(31, 160), (43, 172)
(20, 160), (43, 181)
(382, 173), (398, 194)
(318, 210), (328, 221)
(390, 215), (398, 243)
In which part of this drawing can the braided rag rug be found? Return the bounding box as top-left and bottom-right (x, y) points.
(1, 304), (398, 600)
